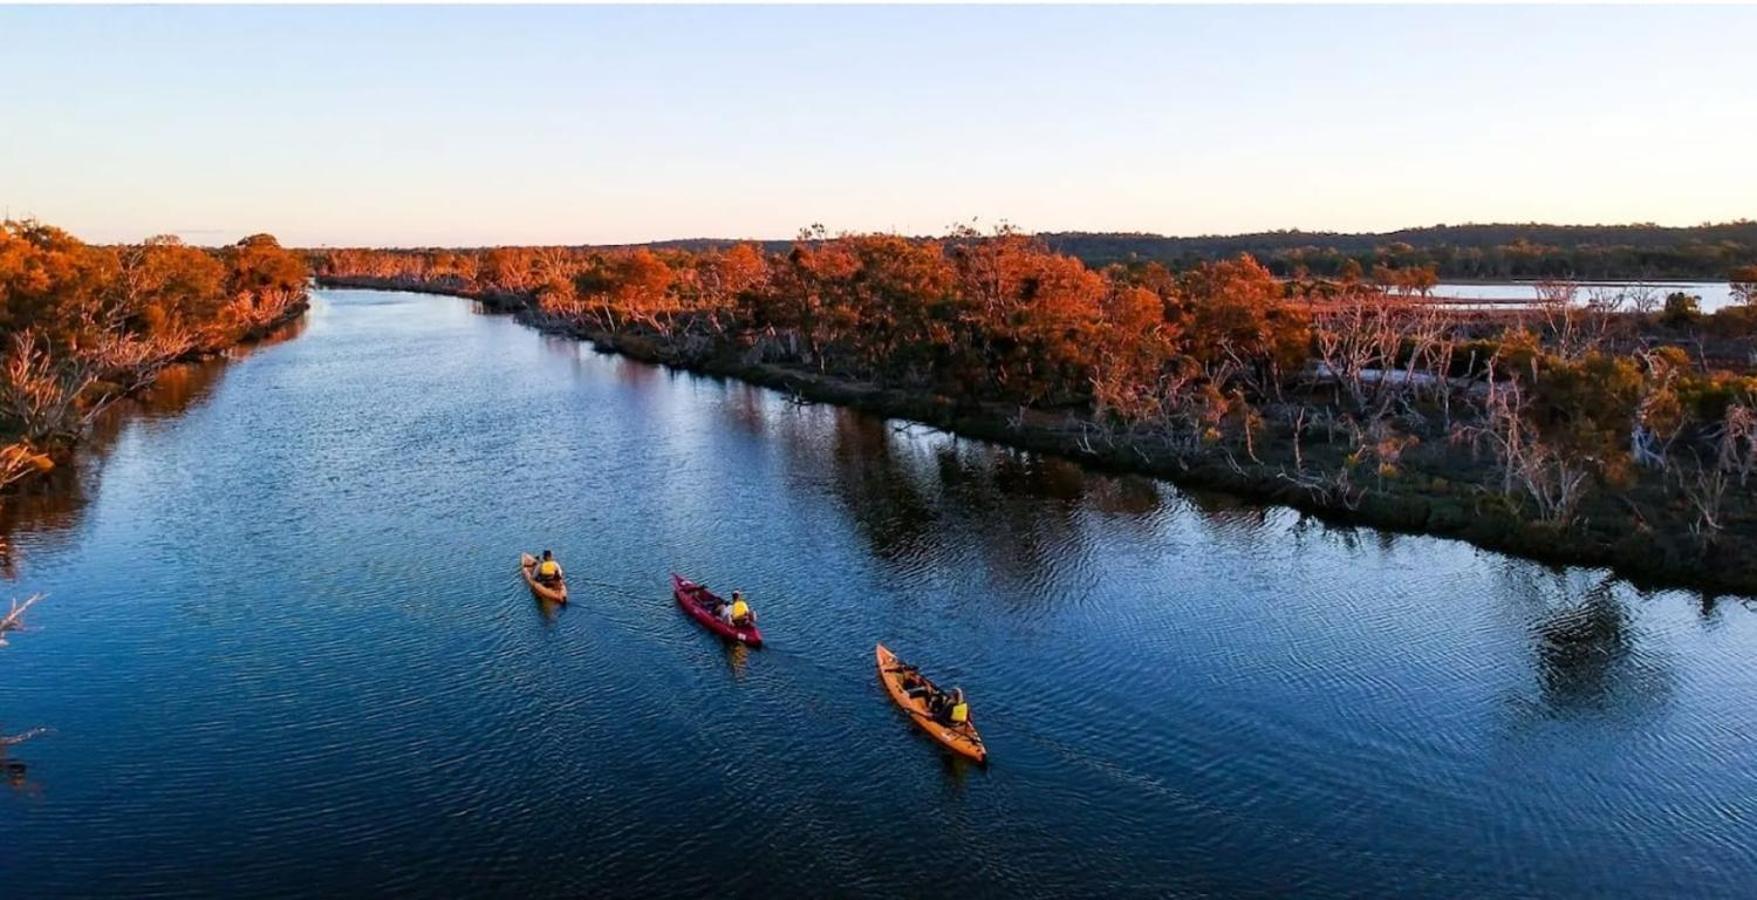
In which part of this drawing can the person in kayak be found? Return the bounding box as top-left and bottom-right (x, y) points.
(897, 666), (933, 701)
(535, 550), (563, 586)
(723, 591), (754, 628)
(931, 687), (969, 727)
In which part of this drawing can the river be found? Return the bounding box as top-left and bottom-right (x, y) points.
(3, 289), (1754, 897)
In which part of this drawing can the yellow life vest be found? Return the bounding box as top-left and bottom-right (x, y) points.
(539, 560), (560, 577)
(950, 702), (969, 724)
(730, 600), (750, 620)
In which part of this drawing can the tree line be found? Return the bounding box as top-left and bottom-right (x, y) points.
(0, 220), (308, 491)
(341, 220), (1757, 283)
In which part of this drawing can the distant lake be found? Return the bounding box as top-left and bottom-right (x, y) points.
(1433, 281), (1737, 311)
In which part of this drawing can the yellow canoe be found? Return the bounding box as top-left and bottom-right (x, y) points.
(875, 643), (987, 764)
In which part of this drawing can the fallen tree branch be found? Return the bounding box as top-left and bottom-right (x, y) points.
(1, 726), (51, 747)
(0, 593), (43, 646)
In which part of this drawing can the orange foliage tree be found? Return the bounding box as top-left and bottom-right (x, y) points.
(0, 221), (308, 449)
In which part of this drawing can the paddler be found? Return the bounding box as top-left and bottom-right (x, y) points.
(930, 687), (968, 726)
(897, 665), (932, 701)
(947, 688), (970, 727)
(725, 590), (755, 628)
(534, 549), (563, 586)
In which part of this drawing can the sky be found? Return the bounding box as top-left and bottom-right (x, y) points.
(1, 5), (1753, 247)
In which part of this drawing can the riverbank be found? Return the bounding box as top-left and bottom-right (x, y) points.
(1, 223), (315, 507)
(0, 296), (311, 498)
(318, 276), (1755, 596)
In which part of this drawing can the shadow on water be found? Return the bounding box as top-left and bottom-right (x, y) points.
(1184, 486), (1263, 521)
(0, 467), (92, 579)
(935, 748), (985, 796)
(539, 333), (586, 370)
(2, 737), (46, 799)
(616, 355), (662, 392)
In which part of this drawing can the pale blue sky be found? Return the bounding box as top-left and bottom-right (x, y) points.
(1, 5), (1752, 247)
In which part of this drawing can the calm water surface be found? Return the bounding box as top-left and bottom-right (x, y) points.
(1434, 281), (1736, 310)
(3, 289), (1755, 897)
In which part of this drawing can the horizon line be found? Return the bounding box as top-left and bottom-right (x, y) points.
(296, 217), (1757, 251)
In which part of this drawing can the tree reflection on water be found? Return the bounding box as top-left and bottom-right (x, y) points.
(0, 317), (308, 576)
(1502, 570), (1677, 722)
(733, 399), (1178, 603)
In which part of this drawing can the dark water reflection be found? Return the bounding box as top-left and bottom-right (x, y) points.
(2, 291), (1755, 897)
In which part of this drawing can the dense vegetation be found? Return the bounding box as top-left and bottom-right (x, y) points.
(0, 220), (308, 504)
(1045, 221), (1757, 281)
(320, 228), (1757, 591)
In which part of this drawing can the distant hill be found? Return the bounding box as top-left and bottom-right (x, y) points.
(321, 221), (1757, 282)
(1041, 222), (1757, 280)
(607, 237), (796, 255)
(613, 222), (1757, 280)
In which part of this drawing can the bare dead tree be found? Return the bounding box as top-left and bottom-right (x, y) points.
(1630, 347), (1687, 471)
(1624, 283), (1660, 316)
(1535, 279), (1600, 361)
(1716, 404), (1757, 486)
(90, 329), (198, 395)
(1312, 290), (1383, 411)
(1458, 358), (1589, 524)
(1274, 452), (1365, 511)
(0, 330), (99, 445)
(1678, 455), (1728, 546)
(1232, 388), (1263, 464)
(531, 247), (575, 286)
(1291, 405), (1308, 474)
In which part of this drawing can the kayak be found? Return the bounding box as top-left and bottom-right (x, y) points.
(520, 552), (568, 604)
(875, 644), (987, 764)
(672, 574), (763, 647)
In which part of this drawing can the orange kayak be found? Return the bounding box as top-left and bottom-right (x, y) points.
(520, 553), (568, 604)
(875, 644), (987, 764)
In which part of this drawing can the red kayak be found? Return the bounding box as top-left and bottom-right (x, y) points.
(672, 574), (763, 647)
